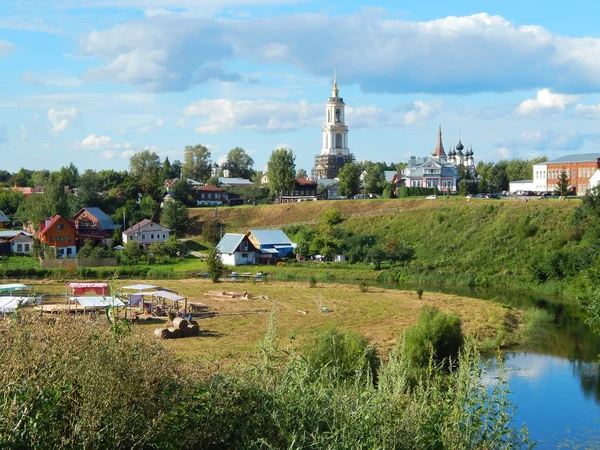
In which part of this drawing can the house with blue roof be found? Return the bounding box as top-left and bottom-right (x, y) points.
(72, 207), (117, 246)
(216, 233), (258, 266)
(248, 229), (294, 259)
(216, 229), (295, 266)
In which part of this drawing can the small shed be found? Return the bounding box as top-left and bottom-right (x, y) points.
(248, 229), (294, 258)
(66, 282), (109, 297)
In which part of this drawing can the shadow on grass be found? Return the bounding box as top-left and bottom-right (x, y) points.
(198, 329), (225, 338)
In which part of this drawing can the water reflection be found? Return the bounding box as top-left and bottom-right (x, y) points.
(486, 353), (600, 448)
(379, 281), (600, 446)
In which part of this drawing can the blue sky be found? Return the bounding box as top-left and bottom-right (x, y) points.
(3, 0), (600, 174)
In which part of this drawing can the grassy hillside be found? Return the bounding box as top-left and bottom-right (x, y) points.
(190, 198), (586, 293)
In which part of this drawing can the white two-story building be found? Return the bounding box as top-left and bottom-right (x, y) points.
(122, 219), (171, 249)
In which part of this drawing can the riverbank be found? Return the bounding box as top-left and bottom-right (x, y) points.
(28, 278), (524, 360)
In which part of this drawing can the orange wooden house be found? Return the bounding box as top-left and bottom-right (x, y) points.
(38, 215), (78, 258)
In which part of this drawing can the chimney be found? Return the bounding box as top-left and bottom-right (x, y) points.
(410, 156), (416, 166)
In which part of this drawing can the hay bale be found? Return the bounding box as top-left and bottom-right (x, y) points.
(172, 317), (188, 331)
(181, 327), (191, 338)
(154, 327), (170, 340)
(190, 320), (198, 326)
(189, 324), (200, 337)
(168, 327), (182, 339)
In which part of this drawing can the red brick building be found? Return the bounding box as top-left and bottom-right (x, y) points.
(544, 154), (600, 194)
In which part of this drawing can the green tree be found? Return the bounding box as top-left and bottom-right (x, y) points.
(207, 246), (224, 283)
(458, 179), (470, 196)
(322, 208), (343, 226)
(123, 241), (144, 263)
(205, 175), (220, 187)
(129, 151), (162, 204)
(366, 245), (386, 270)
(9, 168), (32, 187)
(222, 147), (254, 179)
(75, 169), (102, 209)
(111, 229), (123, 248)
(44, 172), (72, 217)
(161, 199), (189, 237)
(555, 170), (571, 196)
(139, 195), (158, 219)
(296, 168), (308, 179)
(159, 156), (175, 182)
(202, 217), (222, 245)
(364, 163), (386, 196)
(60, 163), (80, 186)
(267, 148), (296, 199)
(182, 145), (212, 182)
(0, 190), (25, 220)
(171, 179), (197, 206)
(337, 163), (361, 198)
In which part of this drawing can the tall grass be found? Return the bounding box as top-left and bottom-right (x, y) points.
(0, 311), (533, 449)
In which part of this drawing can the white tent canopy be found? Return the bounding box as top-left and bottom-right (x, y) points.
(121, 284), (161, 292)
(0, 296), (40, 313)
(145, 291), (186, 302)
(70, 297), (125, 308)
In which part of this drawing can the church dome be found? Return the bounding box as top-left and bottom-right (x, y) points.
(456, 140), (464, 152)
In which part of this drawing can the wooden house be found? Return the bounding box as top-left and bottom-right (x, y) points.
(122, 219), (171, 249)
(216, 233), (258, 266)
(72, 207), (117, 246)
(39, 215), (77, 258)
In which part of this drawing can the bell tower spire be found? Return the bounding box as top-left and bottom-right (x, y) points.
(332, 67), (339, 97)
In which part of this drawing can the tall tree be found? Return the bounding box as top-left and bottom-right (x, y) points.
(555, 170), (571, 196)
(267, 148), (296, 198)
(76, 170), (102, 208)
(182, 145), (212, 182)
(296, 168), (308, 179)
(60, 163), (80, 186)
(171, 160), (182, 178)
(207, 247), (224, 283)
(129, 150), (160, 188)
(161, 199), (189, 237)
(159, 156), (174, 182)
(222, 147), (254, 179)
(364, 163), (386, 195)
(337, 163), (361, 198)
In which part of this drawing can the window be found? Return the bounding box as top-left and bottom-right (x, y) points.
(50, 236), (55, 242)
(201, 193), (205, 199)
(56, 236), (62, 242)
(57, 224), (64, 230)
(572, 169), (576, 178)
(66, 236), (71, 242)
(66, 247), (72, 255)
(16, 244), (22, 251)
(24, 244), (29, 252)
(579, 168), (582, 177)
(162, 234), (166, 239)
(142, 234), (146, 240)
(150, 234), (154, 239)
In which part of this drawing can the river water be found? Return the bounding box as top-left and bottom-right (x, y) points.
(396, 283), (600, 449)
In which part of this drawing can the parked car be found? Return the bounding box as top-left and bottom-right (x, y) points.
(426, 195), (437, 200)
(354, 194), (365, 199)
(466, 194), (473, 199)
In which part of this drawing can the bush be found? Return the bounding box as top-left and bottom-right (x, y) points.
(308, 275), (317, 288)
(0, 312), (185, 449)
(305, 328), (380, 382)
(322, 208), (343, 226)
(404, 306), (464, 370)
(416, 288), (424, 299)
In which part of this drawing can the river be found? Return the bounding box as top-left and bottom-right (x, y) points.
(394, 283), (600, 449)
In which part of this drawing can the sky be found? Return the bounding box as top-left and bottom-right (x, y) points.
(3, 0), (600, 174)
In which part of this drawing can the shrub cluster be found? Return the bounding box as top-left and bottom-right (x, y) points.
(0, 311), (533, 449)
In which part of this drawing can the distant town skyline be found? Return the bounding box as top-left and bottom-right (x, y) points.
(3, 0), (600, 173)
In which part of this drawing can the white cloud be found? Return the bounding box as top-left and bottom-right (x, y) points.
(403, 100), (443, 126)
(102, 151), (117, 159)
(0, 40), (15, 57)
(120, 150), (137, 159)
(183, 99), (321, 133)
(138, 118), (166, 133)
(515, 89), (580, 116)
(21, 71), (83, 87)
(575, 102), (600, 118)
(79, 12), (600, 94)
(47, 108), (81, 133)
(498, 147), (512, 159)
(76, 133), (112, 150)
(345, 105), (387, 129)
(501, 129), (585, 152)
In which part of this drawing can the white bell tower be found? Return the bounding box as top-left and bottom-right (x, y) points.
(321, 68), (349, 156)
